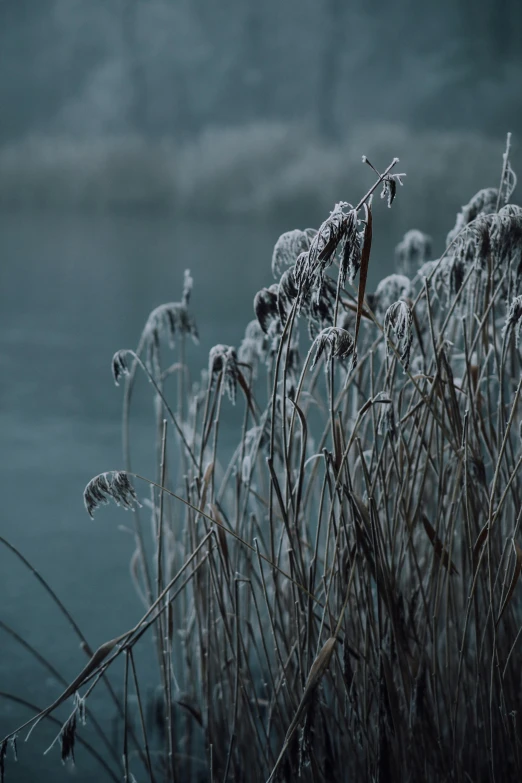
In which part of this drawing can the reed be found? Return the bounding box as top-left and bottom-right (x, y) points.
(2, 136), (522, 782)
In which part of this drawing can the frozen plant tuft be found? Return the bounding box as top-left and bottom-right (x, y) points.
(84, 471), (141, 518)
(208, 344), (240, 404)
(310, 326), (357, 370)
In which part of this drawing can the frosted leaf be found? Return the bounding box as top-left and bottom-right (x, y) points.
(380, 173), (405, 208)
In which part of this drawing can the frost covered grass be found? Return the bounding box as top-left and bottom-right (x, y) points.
(2, 137), (522, 782)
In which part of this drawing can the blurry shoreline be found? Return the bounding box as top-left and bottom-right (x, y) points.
(0, 122), (517, 240)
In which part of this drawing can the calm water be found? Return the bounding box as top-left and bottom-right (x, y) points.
(0, 212), (395, 781)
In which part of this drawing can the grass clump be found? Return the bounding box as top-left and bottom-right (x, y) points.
(2, 137), (522, 782)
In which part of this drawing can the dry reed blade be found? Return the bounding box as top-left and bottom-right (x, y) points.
(267, 637), (337, 783)
(496, 540), (522, 627)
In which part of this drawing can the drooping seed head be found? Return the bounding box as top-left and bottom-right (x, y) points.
(111, 349), (130, 386)
(84, 471), (141, 518)
(271, 229), (311, 279)
(208, 344), (239, 404)
(310, 326), (357, 370)
(380, 172), (405, 208)
(254, 284), (280, 335)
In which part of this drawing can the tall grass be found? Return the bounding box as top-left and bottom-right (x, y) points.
(2, 136), (522, 782)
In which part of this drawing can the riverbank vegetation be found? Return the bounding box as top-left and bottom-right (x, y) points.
(2, 136), (522, 782)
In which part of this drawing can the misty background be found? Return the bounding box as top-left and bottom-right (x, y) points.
(0, 2), (521, 780)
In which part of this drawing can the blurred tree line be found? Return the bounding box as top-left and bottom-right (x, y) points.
(0, 0), (520, 143)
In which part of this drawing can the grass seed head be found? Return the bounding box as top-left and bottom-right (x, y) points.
(208, 344), (239, 404)
(271, 229), (310, 279)
(84, 471), (140, 518)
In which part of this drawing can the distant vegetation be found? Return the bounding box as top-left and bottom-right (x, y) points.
(2, 137), (522, 781)
(0, 123), (518, 245)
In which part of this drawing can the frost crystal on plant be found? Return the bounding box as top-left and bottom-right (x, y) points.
(380, 173), (405, 208)
(384, 300), (414, 370)
(310, 327), (357, 370)
(139, 270), (199, 373)
(84, 471), (141, 518)
(296, 202), (354, 297)
(208, 344), (240, 404)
